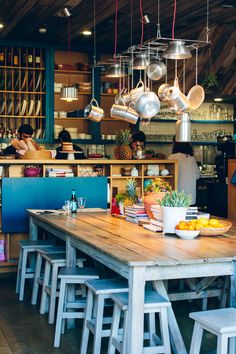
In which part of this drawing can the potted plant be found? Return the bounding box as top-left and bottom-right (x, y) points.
(143, 178), (172, 219)
(115, 178), (138, 215)
(159, 190), (191, 234)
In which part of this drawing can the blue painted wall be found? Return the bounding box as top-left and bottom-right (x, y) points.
(2, 177), (107, 233)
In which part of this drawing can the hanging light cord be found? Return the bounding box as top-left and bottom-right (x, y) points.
(114, 0), (118, 60)
(172, 0), (177, 40)
(139, 0), (144, 47)
(68, 16), (71, 85)
(206, 0), (210, 42)
(156, 0), (161, 38)
(93, 0), (96, 65)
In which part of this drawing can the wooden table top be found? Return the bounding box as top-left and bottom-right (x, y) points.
(29, 211), (236, 267)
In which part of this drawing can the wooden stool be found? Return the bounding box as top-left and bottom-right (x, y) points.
(108, 291), (171, 354)
(31, 245), (66, 306)
(80, 278), (129, 354)
(189, 308), (236, 354)
(16, 240), (52, 301)
(54, 267), (100, 348)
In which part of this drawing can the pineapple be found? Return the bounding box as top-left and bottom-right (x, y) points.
(115, 129), (132, 160)
(123, 178), (138, 207)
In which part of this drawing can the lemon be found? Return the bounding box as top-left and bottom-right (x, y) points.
(197, 218), (209, 227)
(208, 219), (220, 228)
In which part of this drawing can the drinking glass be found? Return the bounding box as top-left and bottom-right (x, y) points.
(64, 200), (72, 214)
(78, 197), (86, 209)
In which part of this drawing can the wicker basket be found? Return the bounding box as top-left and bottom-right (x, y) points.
(200, 220), (232, 236)
(20, 150), (53, 160)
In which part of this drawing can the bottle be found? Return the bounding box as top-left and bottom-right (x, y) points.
(27, 50), (33, 67)
(70, 189), (77, 213)
(13, 48), (19, 66)
(35, 51), (41, 68)
(0, 49), (4, 65)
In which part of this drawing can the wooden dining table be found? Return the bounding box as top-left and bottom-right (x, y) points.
(28, 210), (236, 354)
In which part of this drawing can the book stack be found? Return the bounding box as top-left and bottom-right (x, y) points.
(185, 207), (198, 220)
(143, 218), (163, 232)
(125, 205), (149, 224)
(45, 168), (74, 177)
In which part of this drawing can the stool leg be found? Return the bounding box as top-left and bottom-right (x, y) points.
(229, 337), (236, 354)
(80, 289), (94, 354)
(54, 278), (66, 348)
(217, 334), (228, 354)
(159, 307), (171, 354)
(189, 322), (203, 354)
(148, 312), (156, 346)
(16, 249), (23, 294)
(122, 309), (128, 354)
(93, 294), (105, 354)
(40, 260), (50, 315)
(19, 249), (28, 301)
(107, 304), (121, 354)
(48, 263), (59, 324)
(31, 252), (42, 305)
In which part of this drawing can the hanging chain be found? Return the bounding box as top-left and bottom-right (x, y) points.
(156, 0), (161, 38)
(195, 46), (198, 85)
(206, 0), (210, 42)
(183, 59), (186, 94)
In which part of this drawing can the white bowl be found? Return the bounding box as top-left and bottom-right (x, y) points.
(175, 229), (200, 240)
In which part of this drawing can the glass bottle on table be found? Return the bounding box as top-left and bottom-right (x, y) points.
(70, 189), (77, 213)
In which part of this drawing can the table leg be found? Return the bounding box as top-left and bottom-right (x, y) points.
(66, 236), (77, 330)
(153, 280), (188, 354)
(29, 216), (38, 241)
(126, 266), (145, 354)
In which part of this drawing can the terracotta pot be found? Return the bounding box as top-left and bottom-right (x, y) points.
(143, 191), (166, 219)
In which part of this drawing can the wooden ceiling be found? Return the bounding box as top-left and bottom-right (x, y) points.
(0, 0), (235, 96)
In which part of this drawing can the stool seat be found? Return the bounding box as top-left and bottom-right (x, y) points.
(16, 240), (53, 301)
(189, 308), (236, 354)
(37, 246), (66, 254)
(54, 266), (99, 348)
(86, 278), (128, 295)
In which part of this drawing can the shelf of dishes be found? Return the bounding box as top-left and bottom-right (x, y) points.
(54, 82), (91, 94)
(0, 127), (45, 140)
(0, 70), (45, 92)
(0, 98), (43, 117)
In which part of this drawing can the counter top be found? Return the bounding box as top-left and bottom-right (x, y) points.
(0, 159), (176, 165)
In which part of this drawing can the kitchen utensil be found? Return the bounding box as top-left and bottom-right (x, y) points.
(135, 91), (160, 119)
(129, 80), (145, 102)
(85, 98), (104, 122)
(158, 83), (171, 101)
(24, 166), (41, 177)
(110, 100), (139, 124)
(146, 59), (167, 81)
(187, 48), (205, 110)
(166, 86), (189, 113)
(175, 113), (191, 142)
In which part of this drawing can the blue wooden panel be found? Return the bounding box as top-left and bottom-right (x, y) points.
(2, 177), (107, 233)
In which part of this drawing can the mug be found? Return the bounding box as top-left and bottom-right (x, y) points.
(110, 101), (139, 124)
(129, 80), (145, 102)
(86, 99), (104, 122)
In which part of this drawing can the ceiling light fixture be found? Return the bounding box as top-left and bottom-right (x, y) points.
(61, 7), (71, 17)
(140, 14), (150, 24)
(82, 30), (92, 36)
(60, 12), (78, 102)
(0, 23), (4, 29)
(39, 27), (47, 34)
(214, 97), (223, 102)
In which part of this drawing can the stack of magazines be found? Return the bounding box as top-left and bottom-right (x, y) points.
(125, 205), (148, 224)
(45, 168), (74, 177)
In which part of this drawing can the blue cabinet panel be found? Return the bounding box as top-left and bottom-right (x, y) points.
(2, 177), (107, 233)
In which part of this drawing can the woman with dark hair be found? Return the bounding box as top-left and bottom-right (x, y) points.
(168, 142), (200, 205)
(56, 129), (85, 159)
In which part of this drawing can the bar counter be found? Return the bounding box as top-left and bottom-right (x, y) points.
(28, 210), (236, 354)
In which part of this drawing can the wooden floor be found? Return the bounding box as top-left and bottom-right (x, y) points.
(0, 273), (218, 354)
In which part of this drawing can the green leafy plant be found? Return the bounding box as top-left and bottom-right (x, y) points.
(144, 178), (172, 193)
(202, 74), (218, 89)
(159, 190), (191, 207)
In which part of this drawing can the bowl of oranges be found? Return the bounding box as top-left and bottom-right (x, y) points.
(175, 220), (200, 239)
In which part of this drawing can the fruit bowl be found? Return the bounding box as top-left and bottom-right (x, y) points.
(175, 229), (200, 240)
(199, 220), (232, 236)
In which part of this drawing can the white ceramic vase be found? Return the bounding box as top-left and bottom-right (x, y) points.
(162, 206), (187, 234)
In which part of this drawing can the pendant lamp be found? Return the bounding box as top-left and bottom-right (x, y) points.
(60, 12), (78, 102)
(132, 53), (149, 70)
(163, 40), (192, 60)
(105, 63), (126, 78)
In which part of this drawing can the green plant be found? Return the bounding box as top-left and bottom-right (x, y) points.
(159, 190), (191, 207)
(144, 178), (172, 193)
(202, 74), (218, 89)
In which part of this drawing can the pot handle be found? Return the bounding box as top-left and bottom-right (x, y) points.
(135, 80), (144, 88)
(90, 98), (99, 107)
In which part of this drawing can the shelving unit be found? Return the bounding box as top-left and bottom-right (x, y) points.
(0, 45), (48, 141)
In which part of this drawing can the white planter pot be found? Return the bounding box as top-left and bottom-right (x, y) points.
(162, 206), (187, 234)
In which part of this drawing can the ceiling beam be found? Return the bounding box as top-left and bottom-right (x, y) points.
(0, 0), (39, 38)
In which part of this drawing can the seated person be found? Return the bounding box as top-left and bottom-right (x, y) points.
(130, 131), (146, 158)
(56, 129), (86, 159)
(3, 124), (39, 155)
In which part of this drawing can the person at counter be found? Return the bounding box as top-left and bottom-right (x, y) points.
(168, 141), (200, 205)
(3, 124), (39, 155)
(130, 131), (146, 159)
(56, 129), (86, 159)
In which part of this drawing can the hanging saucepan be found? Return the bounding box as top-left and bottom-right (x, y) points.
(187, 47), (205, 110)
(135, 91), (160, 119)
(146, 59), (167, 81)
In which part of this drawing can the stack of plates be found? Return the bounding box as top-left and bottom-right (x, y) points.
(66, 127), (78, 140)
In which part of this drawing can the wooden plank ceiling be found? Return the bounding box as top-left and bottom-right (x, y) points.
(0, 0), (235, 96)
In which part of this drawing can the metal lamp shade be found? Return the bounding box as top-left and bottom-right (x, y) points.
(175, 113), (191, 142)
(105, 64), (126, 78)
(60, 85), (78, 101)
(163, 40), (192, 60)
(132, 53), (149, 70)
